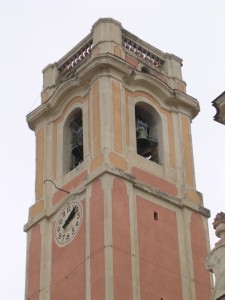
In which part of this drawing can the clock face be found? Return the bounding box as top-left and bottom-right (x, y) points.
(55, 200), (83, 246)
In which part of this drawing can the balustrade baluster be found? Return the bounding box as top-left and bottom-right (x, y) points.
(122, 35), (164, 69)
(58, 40), (93, 77)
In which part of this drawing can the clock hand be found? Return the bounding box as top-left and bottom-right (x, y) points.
(62, 205), (78, 229)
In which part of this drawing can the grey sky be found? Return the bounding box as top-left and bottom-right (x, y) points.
(1, 1), (225, 298)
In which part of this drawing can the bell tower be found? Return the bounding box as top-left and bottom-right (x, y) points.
(25, 18), (212, 300)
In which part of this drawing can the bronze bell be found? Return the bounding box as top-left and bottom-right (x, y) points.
(136, 119), (158, 159)
(136, 127), (150, 150)
(71, 144), (83, 159)
(71, 126), (83, 159)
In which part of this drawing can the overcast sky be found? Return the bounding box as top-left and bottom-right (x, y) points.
(1, 1), (225, 298)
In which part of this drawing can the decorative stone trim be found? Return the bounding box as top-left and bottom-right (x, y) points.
(212, 91), (225, 125)
(213, 211), (225, 240)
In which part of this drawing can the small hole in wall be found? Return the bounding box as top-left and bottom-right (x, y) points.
(154, 212), (158, 221)
(141, 66), (150, 74)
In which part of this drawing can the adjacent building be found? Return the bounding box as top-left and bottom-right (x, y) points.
(206, 92), (225, 300)
(212, 91), (225, 125)
(206, 212), (225, 300)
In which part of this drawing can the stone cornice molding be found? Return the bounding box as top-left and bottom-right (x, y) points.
(24, 164), (210, 232)
(27, 53), (199, 130)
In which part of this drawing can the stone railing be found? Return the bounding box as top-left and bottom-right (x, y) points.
(122, 34), (165, 69)
(57, 29), (166, 79)
(58, 39), (93, 77)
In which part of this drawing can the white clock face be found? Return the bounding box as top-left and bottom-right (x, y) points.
(55, 200), (83, 246)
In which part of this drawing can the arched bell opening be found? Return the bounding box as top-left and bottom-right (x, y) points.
(63, 108), (83, 174)
(135, 102), (160, 164)
(70, 113), (83, 170)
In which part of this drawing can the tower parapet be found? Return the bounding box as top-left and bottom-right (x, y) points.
(40, 18), (187, 105)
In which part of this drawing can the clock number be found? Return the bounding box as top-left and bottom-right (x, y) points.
(66, 234), (70, 240)
(58, 232), (61, 239)
(72, 227), (75, 235)
(67, 205), (71, 213)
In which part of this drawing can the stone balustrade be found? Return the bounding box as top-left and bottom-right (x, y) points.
(122, 35), (165, 69)
(58, 40), (93, 76)
(57, 30), (166, 80)
(54, 24), (181, 87)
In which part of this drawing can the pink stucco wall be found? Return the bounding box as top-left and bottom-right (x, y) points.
(50, 201), (86, 300)
(90, 179), (105, 299)
(27, 224), (41, 300)
(137, 196), (182, 299)
(112, 177), (133, 300)
(190, 212), (211, 300)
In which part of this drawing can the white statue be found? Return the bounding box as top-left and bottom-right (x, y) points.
(206, 212), (225, 300)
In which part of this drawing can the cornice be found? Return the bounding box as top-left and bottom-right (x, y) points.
(166, 89), (200, 119)
(27, 53), (199, 131)
(24, 163), (210, 231)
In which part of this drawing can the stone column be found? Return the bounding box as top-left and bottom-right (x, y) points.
(206, 212), (225, 300)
